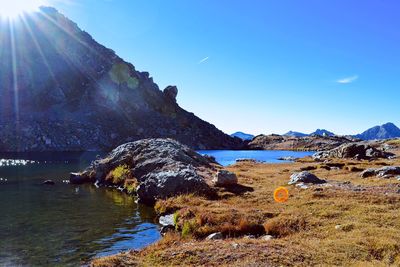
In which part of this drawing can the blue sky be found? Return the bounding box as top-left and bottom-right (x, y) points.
(45, 0), (400, 135)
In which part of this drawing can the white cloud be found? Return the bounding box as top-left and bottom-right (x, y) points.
(337, 75), (359, 84)
(198, 56), (209, 64)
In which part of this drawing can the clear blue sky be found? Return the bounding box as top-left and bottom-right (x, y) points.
(46, 0), (400, 135)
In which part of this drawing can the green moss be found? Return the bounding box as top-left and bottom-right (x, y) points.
(109, 164), (131, 184)
(181, 221), (193, 238)
(109, 63), (139, 89)
(173, 211), (180, 226)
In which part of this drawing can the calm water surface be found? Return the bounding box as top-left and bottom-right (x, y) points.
(0, 152), (160, 267)
(198, 150), (314, 166)
(0, 150), (312, 266)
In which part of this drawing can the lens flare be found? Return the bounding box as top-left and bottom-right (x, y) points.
(0, 0), (44, 18)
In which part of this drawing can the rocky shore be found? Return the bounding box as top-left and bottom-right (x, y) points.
(89, 139), (400, 266)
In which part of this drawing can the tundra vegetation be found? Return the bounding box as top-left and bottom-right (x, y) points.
(92, 140), (400, 266)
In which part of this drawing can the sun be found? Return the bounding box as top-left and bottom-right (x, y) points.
(0, 0), (45, 18)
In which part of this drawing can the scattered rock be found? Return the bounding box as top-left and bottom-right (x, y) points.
(278, 156), (297, 161)
(261, 235), (274, 241)
(41, 180), (55, 185)
(213, 170), (238, 186)
(313, 142), (394, 160)
(289, 171), (326, 185)
(295, 182), (309, 189)
(360, 166), (400, 179)
(236, 158), (257, 163)
(206, 232), (223, 240)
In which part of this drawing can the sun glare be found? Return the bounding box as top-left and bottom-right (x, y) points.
(0, 0), (44, 18)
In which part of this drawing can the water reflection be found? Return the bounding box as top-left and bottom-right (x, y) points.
(0, 152), (160, 267)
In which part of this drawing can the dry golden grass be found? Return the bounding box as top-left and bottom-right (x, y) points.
(92, 148), (400, 267)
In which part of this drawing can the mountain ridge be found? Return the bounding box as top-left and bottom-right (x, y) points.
(355, 122), (400, 140)
(0, 7), (242, 151)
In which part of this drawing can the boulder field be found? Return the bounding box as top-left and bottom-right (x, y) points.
(70, 138), (224, 205)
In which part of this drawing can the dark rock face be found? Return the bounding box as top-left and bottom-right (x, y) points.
(70, 138), (218, 205)
(288, 171), (326, 185)
(248, 134), (356, 151)
(355, 123), (400, 140)
(163, 86), (178, 102)
(0, 7), (242, 152)
(313, 142), (394, 160)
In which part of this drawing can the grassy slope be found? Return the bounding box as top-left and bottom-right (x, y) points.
(92, 146), (400, 267)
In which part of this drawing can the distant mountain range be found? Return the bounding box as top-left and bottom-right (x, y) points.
(282, 123), (400, 140)
(284, 129), (335, 137)
(355, 123), (400, 140)
(231, 132), (255, 141)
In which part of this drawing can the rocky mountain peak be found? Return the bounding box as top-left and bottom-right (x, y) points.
(0, 7), (242, 151)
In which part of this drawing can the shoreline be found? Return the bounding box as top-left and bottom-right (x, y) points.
(91, 143), (400, 266)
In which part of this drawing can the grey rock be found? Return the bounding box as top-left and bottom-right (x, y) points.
(289, 171), (326, 185)
(159, 214), (175, 226)
(261, 235), (274, 241)
(206, 232), (223, 240)
(213, 170), (238, 186)
(376, 166), (400, 178)
(360, 166), (400, 179)
(313, 142), (394, 160)
(71, 138), (217, 205)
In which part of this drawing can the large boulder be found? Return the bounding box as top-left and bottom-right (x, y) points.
(313, 142), (394, 160)
(70, 138), (218, 205)
(289, 171), (326, 185)
(213, 170), (238, 186)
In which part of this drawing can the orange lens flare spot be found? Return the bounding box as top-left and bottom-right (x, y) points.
(274, 187), (289, 203)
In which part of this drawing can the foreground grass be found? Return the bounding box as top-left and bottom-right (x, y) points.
(92, 148), (400, 266)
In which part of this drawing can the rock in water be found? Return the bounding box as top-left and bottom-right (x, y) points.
(213, 170), (238, 186)
(41, 180), (55, 185)
(289, 171), (326, 185)
(0, 7), (243, 152)
(70, 138), (218, 205)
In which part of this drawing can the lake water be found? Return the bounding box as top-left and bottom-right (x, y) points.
(0, 152), (160, 267)
(198, 150), (314, 166)
(0, 149), (312, 266)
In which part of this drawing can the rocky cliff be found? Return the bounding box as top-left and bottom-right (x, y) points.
(0, 7), (242, 151)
